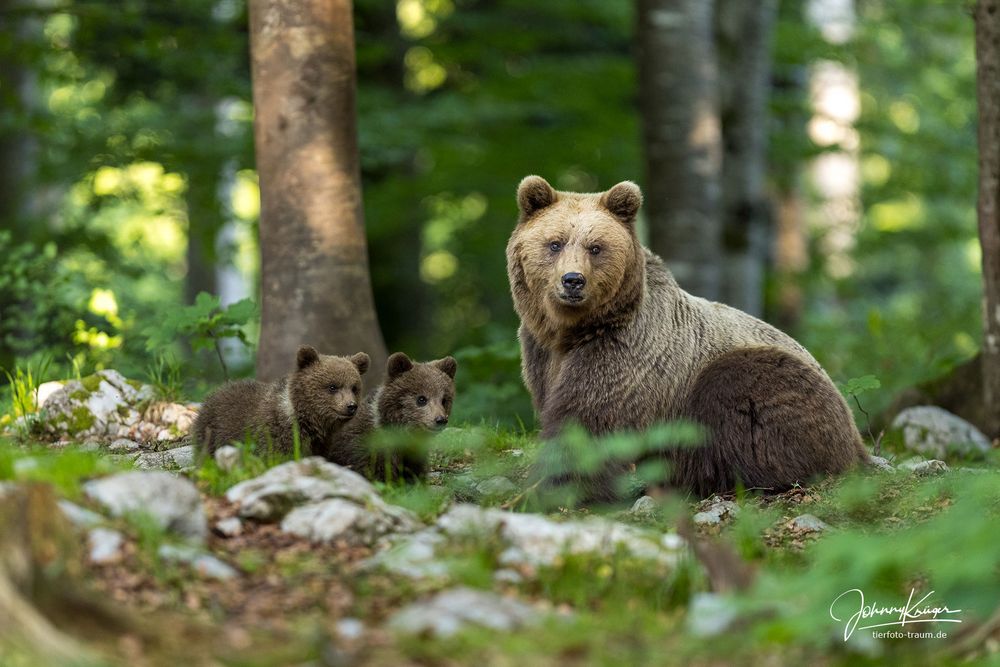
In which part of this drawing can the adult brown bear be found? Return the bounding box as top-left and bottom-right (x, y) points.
(505, 175), (869, 500)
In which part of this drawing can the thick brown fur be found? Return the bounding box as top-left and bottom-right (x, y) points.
(192, 346), (369, 458)
(506, 175), (868, 501)
(329, 353), (457, 480)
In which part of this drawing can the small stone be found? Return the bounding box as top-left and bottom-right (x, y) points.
(687, 593), (738, 637)
(892, 406), (990, 459)
(88, 528), (124, 564)
(788, 514), (829, 533)
(168, 445), (195, 468)
(84, 471), (207, 542)
(366, 530), (449, 579)
(476, 475), (517, 499)
(108, 438), (141, 452)
(281, 498), (410, 545)
(388, 587), (539, 637)
(693, 499), (739, 527)
(158, 544), (238, 580)
(214, 445), (241, 472)
(494, 568), (524, 584)
(58, 500), (103, 528)
(629, 495), (657, 518)
(214, 517), (243, 537)
(36, 380), (65, 408)
(868, 455), (895, 472)
(335, 618), (365, 641)
(897, 458), (949, 476)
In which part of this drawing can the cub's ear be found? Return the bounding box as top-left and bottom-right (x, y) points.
(386, 352), (413, 379)
(600, 181), (642, 223)
(350, 352), (371, 375)
(434, 356), (458, 379)
(516, 175), (557, 220)
(296, 345), (320, 370)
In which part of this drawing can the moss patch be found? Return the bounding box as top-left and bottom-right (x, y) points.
(69, 406), (95, 433)
(80, 374), (102, 393)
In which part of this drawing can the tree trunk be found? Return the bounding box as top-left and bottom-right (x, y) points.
(0, 0), (38, 237)
(975, 0), (1000, 438)
(637, 0), (723, 301)
(716, 0), (779, 317)
(250, 0), (387, 384)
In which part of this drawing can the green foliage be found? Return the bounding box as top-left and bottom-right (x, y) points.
(839, 375), (882, 398)
(0, 441), (131, 498)
(145, 353), (183, 402)
(144, 292), (257, 380)
(451, 341), (533, 428)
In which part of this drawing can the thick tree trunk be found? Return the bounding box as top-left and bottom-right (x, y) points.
(975, 0), (1000, 438)
(637, 0), (723, 301)
(250, 0), (387, 383)
(716, 0), (778, 317)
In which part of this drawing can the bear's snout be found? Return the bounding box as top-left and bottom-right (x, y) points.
(561, 272), (586, 291)
(346, 402), (358, 416)
(434, 416), (449, 428)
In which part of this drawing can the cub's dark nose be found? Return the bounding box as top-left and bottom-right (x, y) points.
(434, 416), (448, 427)
(346, 403), (358, 416)
(561, 272), (586, 291)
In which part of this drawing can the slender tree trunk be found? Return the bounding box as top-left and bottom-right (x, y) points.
(184, 170), (220, 305)
(975, 0), (1000, 438)
(0, 0), (37, 236)
(250, 0), (387, 383)
(637, 0), (723, 301)
(716, 0), (778, 317)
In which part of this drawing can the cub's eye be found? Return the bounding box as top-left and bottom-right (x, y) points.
(352, 385), (360, 393)
(416, 395), (428, 407)
(548, 241), (563, 253)
(589, 245), (602, 256)
(328, 384), (340, 394)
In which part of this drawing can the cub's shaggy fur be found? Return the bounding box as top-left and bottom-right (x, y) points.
(506, 175), (868, 500)
(193, 346), (369, 458)
(332, 352), (457, 480)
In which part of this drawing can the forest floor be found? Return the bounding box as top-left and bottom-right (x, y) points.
(1, 422), (999, 666)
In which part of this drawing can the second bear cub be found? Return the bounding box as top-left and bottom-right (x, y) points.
(331, 352), (457, 480)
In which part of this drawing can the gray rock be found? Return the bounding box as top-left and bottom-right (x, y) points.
(281, 497), (415, 545)
(158, 544), (238, 580)
(83, 471), (207, 542)
(133, 445), (195, 470)
(108, 438), (141, 452)
(214, 517), (243, 537)
(436, 504), (684, 569)
(57, 500), (103, 528)
(88, 528), (124, 564)
(367, 530), (450, 579)
(40, 369), (153, 441)
(335, 618), (365, 641)
(214, 445), (241, 472)
(35, 380), (65, 408)
(494, 568), (524, 584)
(225, 457), (414, 526)
(693, 499), (739, 527)
(388, 587), (539, 637)
(687, 593), (738, 637)
(788, 514), (829, 533)
(629, 495), (657, 518)
(897, 458), (950, 476)
(868, 455), (895, 472)
(892, 406), (991, 459)
(475, 475), (517, 499)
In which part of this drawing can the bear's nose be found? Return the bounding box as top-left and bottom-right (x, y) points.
(435, 416), (448, 427)
(561, 272), (586, 291)
(346, 403), (358, 416)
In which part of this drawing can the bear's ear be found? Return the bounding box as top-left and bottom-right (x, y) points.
(350, 352), (370, 375)
(600, 181), (642, 223)
(386, 352), (413, 379)
(516, 175), (557, 220)
(434, 356), (457, 379)
(297, 345), (320, 370)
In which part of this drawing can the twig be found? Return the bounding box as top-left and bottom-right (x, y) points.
(852, 394), (883, 456)
(211, 333), (230, 381)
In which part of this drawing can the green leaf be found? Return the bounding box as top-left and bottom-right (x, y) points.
(840, 375), (881, 397)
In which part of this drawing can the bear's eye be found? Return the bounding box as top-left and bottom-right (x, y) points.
(589, 245), (602, 256)
(328, 384), (340, 394)
(352, 384), (360, 394)
(416, 395), (428, 407)
(548, 241), (563, 253)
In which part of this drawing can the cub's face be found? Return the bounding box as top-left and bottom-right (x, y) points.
(380, 352), (457, 431)
(294, 346), (370, 421)
(506, 176), (642, 326)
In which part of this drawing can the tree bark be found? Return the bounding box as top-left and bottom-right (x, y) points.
(716, 0), (778, 317)
(637, 0), (723, 301)
(975, 0), (1000, 438)
(250, 0), (387, 383)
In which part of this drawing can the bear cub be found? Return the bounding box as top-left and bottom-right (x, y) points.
(193, 345), (369, 458)
(332, 352), (457, 481)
